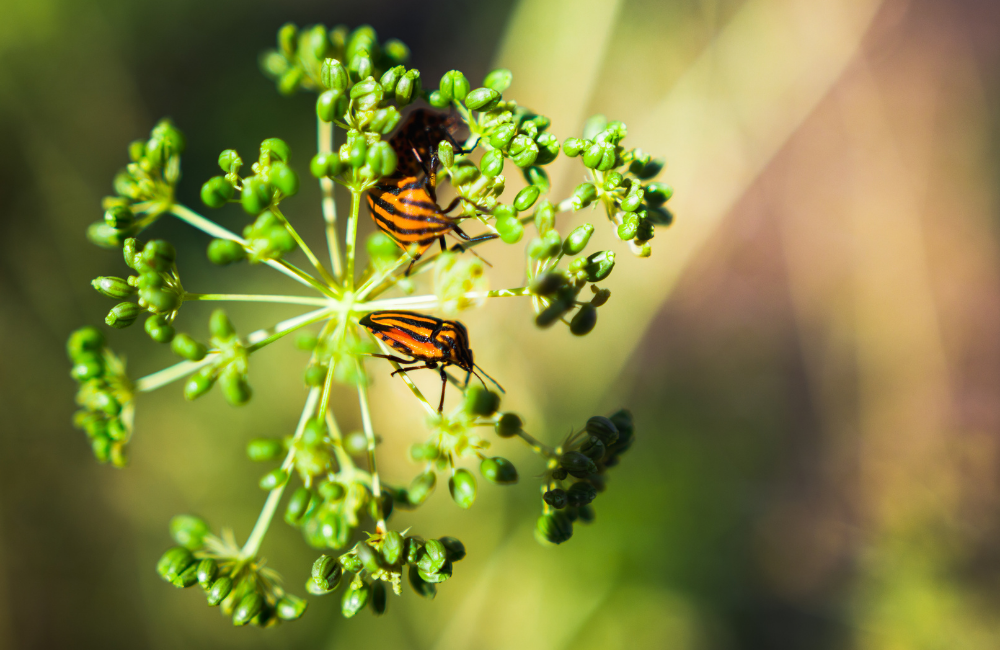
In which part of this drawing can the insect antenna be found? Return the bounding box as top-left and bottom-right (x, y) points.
(471, 363), (505, 394)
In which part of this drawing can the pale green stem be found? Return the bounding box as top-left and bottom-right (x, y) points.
(354, 362), (386, 532)
(345, 190), (362, 291)
(371, 337), (437, 416)
(241, 387), (320, 558)
(356, 255), (411, 300)
(516, 429), (559, 458)
(270, 205), (339, 288)
(318, 118), (343, 278)
(183, 293), (331, 307)
(358, 287), (531, 312)
(133, 307), (334, 392)
(325, 410), (357, 473)
(169, 204), (338, 299)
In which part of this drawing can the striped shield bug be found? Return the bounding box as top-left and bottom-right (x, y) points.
(359, 310), (503, 411)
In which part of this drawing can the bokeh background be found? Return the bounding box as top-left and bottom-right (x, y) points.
(3, 0), (1000, 648)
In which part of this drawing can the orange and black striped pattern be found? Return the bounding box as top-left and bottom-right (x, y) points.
(366, 176), (459, 261)
(359, 310), (474, 371)
(389, 109), (465, 178)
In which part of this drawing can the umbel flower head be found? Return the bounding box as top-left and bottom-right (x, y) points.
(67, 21), (663, 625)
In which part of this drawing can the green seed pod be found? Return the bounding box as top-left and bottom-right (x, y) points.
(590, 286), (611, 307)
(312, 554), (343, 591)
(563, 138), (587, 157)
(184, 367), (216, 401)
(618, 212), (639, 240)
(448, 469), (477, 509)
(529, 201), (553, 236)
(552, 467), (568, 481)
(209, 309), (235, 340)
(67, 327), (104, 360)
(379, 65), (404, 94)
(233, 592), (263, 626)
(395, 69), (420, 106)
(584, 250), (615, 282)
(206, 576), (233, 606)
(366, 141), (398, 178)
(171, 563), (199, 588)
(495, 412), (522, 438)
(603, 171), (624, 191)
(535, 298), (572, 328)
(432, 141), (454, 170)
(427, 90), (448, 108)
(463, 385), (500, 416)
(356, 542), (383, 574)
(303, 361), (327, 386)
(439, 70), (470, 102)
(620, 187), (644, 212)
(570, 304), (598, 336)
(218, 149), (241, 174)
(91, 435), (112, 463)
(370, 106), (401, 135)
(105, 301), (140, 329)
(450, 162), (480, 186)
(276, 594), (308, 620)
(582, 143), (604, 169)
(246, 437), (284, 462)
(418, 539), (448, 574)
(348, 136), (368, 169)
(316, 89), (343, 122)
(630, 156), (664, 179)
(464, 87), (500, 111)
(258, 468), (287, 491)
(321, 58), (348, 90)
(489, 123), (516, 151)
(121, 237), (140, 269)
(200, 176), (235, 208)
(403, 536), (425, 564)
(513, 185), (540, 211)
(170, 514), (210, 550)
(535, 512), (573, 545)
(207, 238), (246, 266)
(156, 546), (194, 581)
(608, 409), (634, 446)
(408, 470), (436, 505)
(92, 276), (136, 300)
(580, 435), (606, 462)
(141, 240), (176, 272)
(437, 536), (466, 562)
(277, 22), (297, 56)
(382, 530), (404, 565)
(196, 558), (218, 588)
(582, 114), (608, 140)
(646, 206), (674, 227)
(509, 135), (539, 168)
(171, 333), (207, 362)
(567, 481), (597, 507)
(219, 367), (252, 406)
(534, 132), (560, 165)
(573, 182), (597, 209)
(543, 488), (568, 509)
(383, 38), (409, 64)
(408, 565), (437, 599)
(371, 581), (387, 615)
(285, 486), (313, 524)
(480, 457), (518, 485)
(143, 314), (175, 343)
(478, 149), (503, 178)
(103, 204), (134, 229)
(70, 357), (103, 382)
(350, 75), (382, 102)
(562, 224), (595, 256)
(586, 416), (619, 445)
(560, 451), (597, 475)
(483, 68), (513, 93)
(341, 581), (371, 618)
(349, 53), (374, 84)
(241, 176), (271, 214)
(270, 162), (299, 197)
(495, 215), (523, 244)
(418, 560), (453, 583)
(530, 271), (565, 297)
(644, 182), (673, 207)
(139, 286), (181, 313)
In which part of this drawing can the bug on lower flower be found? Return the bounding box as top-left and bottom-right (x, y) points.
(67, 21), (671, 626)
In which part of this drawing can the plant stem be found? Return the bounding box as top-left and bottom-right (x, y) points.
(356, 255), (410, 300)
(370, 337), (437, 415)
(245, 307), (335, 353)
(358, 287), (531, 312)
(270, 206), (339, 288)
(241, 387), (321, 559)
(354, 362), (386, 532)
(318, 118), (343, 278)
(183, 293), (331, 307)
(516, 429), (559, 458)
(133, 356), (216, 392)
(345, 189), (362, 291)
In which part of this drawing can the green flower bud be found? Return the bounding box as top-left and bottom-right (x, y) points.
(201, 176), (235, 208)
(277, 594), (308, 620)
(480, 457), (518, 485)
(563, 138), (586, 157)
(583, 250), (615, 282)
(567, 481), (597, 507)
(572, 182), (597, 209)
(464, 87), (501, 111)
(206, 576), (233, 606)
(218, 149), (241, 174)
(67, 327), (104, 360)
(157, 546), (194, 582)
(448, 469), (477, 509)
(184, 367), (216, 401)
(629, 156), (664, 179)
(356, 542), (384, 575)
(321, 58), (348, 90)
(408, 565), (437, 599)
(170, 514), (210, 550)
(417, 539), (448, 574)
(560, 451), (597, 475)
(370, 106), (401, 135)
(379, 65), (404, 94)
(513, 185), (540, 211)
(196, 558), (218, 588)
(207, 238), (246, 265)
(570, 304), (598, 336)
(534, 132), (560, 165)
(259, 468), (288, 490)
(395, 69), (420, 106)
(532, 200), (555, 235)
(438, 536), (466, 562)
(316, 88), (344, 122)
(425, 90), (447, 108)
(241, 176), (271, 214)
(285, 486), (313, 524)
(140, 240), (176, 272)
(350, 76), (383, 111)
(70, 356), (103, 382)
(171, 563), (199, 588)
(528, 229), (562, 260)
(495, 215), (523, 244)
(260, 138), (290, 164)
(583, 143), (604, 169)
(103, 204), (134, 229)
(475, 149), (502, 178)
(463, 385), (500, 416)
(372, 581), (387, 616)
(543, 488), (568, 509)
(171, 333), (207, 361)
(366, 141), (398, 177)
(603, 171), (624, 191)
(220, 367), (252, 406)
(483, 68), (513, 93)
(509, 135), (539, 168)
(92, 276), (135, 300)
(233, 592), (263, 626)
(608, 409), (634, 445)
(434, 141), (454, 170)
(383, 38), (409, 64)
(138, 285), (181, 313)
(342, 581), (371, 618)
(270, 162), (299, 197)
(644, 182), (673, 206)
(586, 416), (619, 445)
(105, 302), (140, 329)
(312, 554), (343, 591)
(209, 308), (235, 340)
(348, 136), (368, 169)
(495, 412), (522, 438)
(536, 512), (573, 545)
(408, 470), (436, 505)
(403, 536), (425, 564)
(418, 560), (453, 583)
(489, 124), (516, 151)
(439, 70), (470, 102)
(247, 437), (284, 462)
(382, 530), (404, 565)
(618, 212), (639, 240)
(562, 224), (594, 256)
(580, 435), (606, 461)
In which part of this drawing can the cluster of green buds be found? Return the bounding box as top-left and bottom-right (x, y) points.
(68, 327), (134, 466)
(88, 120), (185, 248)
(563, 116), (673, 257)
(157, 515), (306, 627)
(183, 310), (252, 406)
(94, 237), (183, 334)
(307, 531), (465, 616)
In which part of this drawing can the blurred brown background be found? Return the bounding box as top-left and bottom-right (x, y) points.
(3, 0), (1000, 648)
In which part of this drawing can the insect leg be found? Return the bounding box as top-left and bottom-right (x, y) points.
(437, 366), (448, 412)
(371, 353), (416, 364)
(390, 363), (436, 378)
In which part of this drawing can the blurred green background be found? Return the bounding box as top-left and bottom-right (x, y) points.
(4, 0), (1000, 648)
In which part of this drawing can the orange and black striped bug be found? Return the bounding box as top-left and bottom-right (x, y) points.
(359, 310), (503, 412)
(389, 108), (469, 183)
